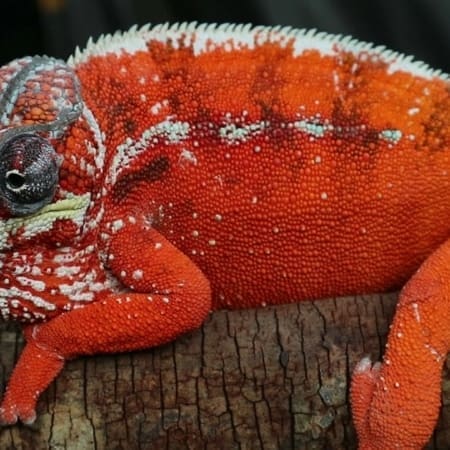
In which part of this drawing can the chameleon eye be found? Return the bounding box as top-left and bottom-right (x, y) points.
(0, 133), (59, 216)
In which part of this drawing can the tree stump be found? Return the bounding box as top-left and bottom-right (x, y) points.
(0, 293), (449, 449)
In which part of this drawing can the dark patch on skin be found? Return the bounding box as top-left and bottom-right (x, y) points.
(331, 97), (380, 154)
(330, 97), (386, 184)
(124, 119), (136, 134)
(250, 50), (289, 120)
(112, 155), (170, 202)
(421, 93), (450, 152)
(147, 40), (194, 66)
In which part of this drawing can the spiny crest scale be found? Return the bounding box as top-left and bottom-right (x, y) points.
(68, 22), (448, 81)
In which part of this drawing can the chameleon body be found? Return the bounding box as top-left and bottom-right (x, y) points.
(0, 23), (449, 449)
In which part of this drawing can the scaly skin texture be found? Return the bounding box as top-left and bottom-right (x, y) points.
(0, 24), (448, 448)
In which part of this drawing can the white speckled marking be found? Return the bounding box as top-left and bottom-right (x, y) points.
(133, 270), (144, 280)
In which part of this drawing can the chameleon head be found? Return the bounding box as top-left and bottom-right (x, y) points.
(0, 56), (109, 322)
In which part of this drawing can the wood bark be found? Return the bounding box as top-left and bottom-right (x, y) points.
(0, 293), (449, 449)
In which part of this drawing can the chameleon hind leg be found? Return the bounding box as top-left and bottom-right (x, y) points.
(351, 237), (450, 449)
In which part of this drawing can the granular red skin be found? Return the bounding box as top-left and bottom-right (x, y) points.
(0, 25), (448, 449)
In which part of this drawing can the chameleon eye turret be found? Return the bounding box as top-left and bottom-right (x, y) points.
(0, 133), (59, 216)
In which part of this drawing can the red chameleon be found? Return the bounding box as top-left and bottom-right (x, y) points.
(0, 23), (448, 449)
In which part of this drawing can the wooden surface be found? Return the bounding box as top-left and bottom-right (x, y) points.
(0, 293), (449, 449)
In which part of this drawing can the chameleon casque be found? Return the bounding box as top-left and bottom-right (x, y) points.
(0, 22), (448, 449)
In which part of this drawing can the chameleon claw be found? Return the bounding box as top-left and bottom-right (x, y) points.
(353, 356), (373, 373)
(0, 405), (36, 426)
(0, 406), (18, 426)
(350, 356), (382, 446)
(21, 410), (37, 426)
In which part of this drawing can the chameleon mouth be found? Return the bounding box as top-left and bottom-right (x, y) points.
(0, 193), (91, 249)
(27, 194), (91, 219)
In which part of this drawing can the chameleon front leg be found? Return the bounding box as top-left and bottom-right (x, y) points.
(0, 222), (211, 425)
(351, 238), (450, 449)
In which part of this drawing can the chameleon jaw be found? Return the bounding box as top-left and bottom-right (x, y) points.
(0, 193), (91, 250)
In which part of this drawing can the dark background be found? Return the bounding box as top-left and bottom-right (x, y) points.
(1, 0), (449, 73)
